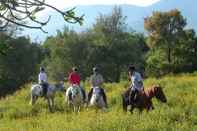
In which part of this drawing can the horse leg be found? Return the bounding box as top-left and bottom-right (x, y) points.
(78, 105), (81, 113)
(151, 105), (155, 110)
(74, 106), (77, 113)
(139, 108), (143, 113)
(31, 95), (37, 105)
(122, 97), (128, 112)
(47, 98), (52, 112)
(149, 101), (154, 110)
(129, 106), (134, 113)
(146, 101), (154, 111)
(50, 97), (55, 112)
(30, 94), (34, 105)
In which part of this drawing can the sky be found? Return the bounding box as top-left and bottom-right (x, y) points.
(38, 0), (160, 15)
(26, 0), (162, 42)
(46, 0), (161, 8)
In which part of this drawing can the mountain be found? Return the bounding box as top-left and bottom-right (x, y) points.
(23, 0), (197, 42)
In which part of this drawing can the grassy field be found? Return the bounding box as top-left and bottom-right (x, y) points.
(0, 74), (197, 131)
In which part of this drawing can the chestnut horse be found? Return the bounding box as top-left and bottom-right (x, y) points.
(122, 85), (167, 112)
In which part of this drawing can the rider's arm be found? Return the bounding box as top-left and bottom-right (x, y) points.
(99, 74), (104, 86)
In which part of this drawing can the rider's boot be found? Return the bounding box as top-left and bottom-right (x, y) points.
(81, 88), (86, 103)
(69, 93), (72, 101)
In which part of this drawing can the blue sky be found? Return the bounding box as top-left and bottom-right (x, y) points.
(24, 0), (161, 42)
(21, 0), (197, 43)
(46, 0), (160, 7)
(37, 0), (160, 16)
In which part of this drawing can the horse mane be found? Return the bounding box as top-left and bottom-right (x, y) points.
(145, 85), (161, 99)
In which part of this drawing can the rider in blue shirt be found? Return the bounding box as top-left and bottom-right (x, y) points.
(128, 65), (144, 104)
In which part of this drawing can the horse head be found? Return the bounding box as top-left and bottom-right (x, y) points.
(71, 85), (81, 99)
(154, 85), (167, 103)
(91, 87), (103, 104)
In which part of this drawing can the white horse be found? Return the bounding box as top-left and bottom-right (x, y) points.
(30, 82), (65, 112)
(89, 87), (107, 110)
(65, 85), (84, 112)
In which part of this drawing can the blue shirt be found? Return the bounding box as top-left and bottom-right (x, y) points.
(130, 71), (144, 91)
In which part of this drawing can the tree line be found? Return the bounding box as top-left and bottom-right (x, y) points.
(0, 6), (197, 97)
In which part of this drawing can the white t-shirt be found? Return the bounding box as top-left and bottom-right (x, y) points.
(38, 72), (47, 84)
(130, 71), (143, 91)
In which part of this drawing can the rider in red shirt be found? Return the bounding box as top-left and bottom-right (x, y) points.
(68, 67), (80, 86)
(67, 67), (86, 102)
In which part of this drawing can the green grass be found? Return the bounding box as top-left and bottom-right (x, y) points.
(0, 74), (197, 131)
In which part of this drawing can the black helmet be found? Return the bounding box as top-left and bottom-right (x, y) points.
(72, 67), (78, 72)
(128, 65), (135, 71)
(40, 67), (45, 72)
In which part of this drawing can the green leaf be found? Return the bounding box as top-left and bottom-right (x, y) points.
(34, 7), (45, 13)
(31, 15), (36, 20)
(64, 16), (72, 21)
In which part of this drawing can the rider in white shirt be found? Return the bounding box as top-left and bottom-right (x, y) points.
(38, 67), (48, 97)
(128, 65), (144, 104)
(88, 67), (107, 107)
(39, 70), (47, 84)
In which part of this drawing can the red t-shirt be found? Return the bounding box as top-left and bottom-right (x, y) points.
(68, 72), (80, 85)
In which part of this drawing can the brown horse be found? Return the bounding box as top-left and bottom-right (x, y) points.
(122, 85), (167, 112)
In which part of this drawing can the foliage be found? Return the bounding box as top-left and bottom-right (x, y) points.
(145, 9), (197, 76)
(0, 75), (197, 130)
(0, 33), (43, 97)
(43, 7), (148, 82)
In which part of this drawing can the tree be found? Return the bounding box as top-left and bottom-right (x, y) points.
(42, 28), (94, 81)
(0, 0), (84, 32)
(145, 9), (197, 76)
(0, 35), (43, 97)
(0, 0), (84, 56)
(42, 7), (147, 82)
(172, 29), (197, 72)
(144, 9), (187, 73)
(91, 6), (147, 82)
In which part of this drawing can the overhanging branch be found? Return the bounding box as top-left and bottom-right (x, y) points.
(0, 0), (84, 33)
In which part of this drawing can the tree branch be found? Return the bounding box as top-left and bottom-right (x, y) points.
(0, 0), (84, 32)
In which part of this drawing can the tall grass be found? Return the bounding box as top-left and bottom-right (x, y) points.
(0, 74), (197, 131)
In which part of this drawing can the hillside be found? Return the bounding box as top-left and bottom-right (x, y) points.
(24, 0), (197, 42)
(0, 75), (197, 130)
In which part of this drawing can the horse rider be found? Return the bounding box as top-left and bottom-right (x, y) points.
(67, 67), (86, 102)
(128, 65), (144, 104)
(38, 67), (48, 97)
(88, 67), (108, 107)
